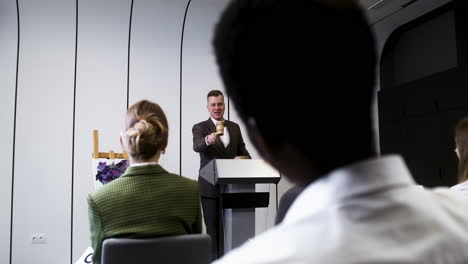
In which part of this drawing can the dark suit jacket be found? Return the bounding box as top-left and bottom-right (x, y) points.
(88, 164), (202, 264)
(193, 118), (250, 171)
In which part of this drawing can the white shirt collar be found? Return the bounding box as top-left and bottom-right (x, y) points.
(283, 155), (415, 224)
(451, 180), (468, 193)
(130, 162), (158, 167)
(210, 116), (225, 125)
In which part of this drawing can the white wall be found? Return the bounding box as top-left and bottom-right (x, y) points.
(129, 0), (189, 176)
(0, 1), (17, 263)
(1, 0), (279, 263)
(180, 0), (230, 180)
(12, 1), (75, 263)
(72, 0), (132, 260)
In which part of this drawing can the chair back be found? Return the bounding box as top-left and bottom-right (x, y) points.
(101, 234), (212, 264)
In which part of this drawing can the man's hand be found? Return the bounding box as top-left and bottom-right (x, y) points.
(234, 156), (250, 159)
(206, 132), (218, 145)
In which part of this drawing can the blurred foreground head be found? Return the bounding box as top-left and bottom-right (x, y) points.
(213, 0), (377, 186)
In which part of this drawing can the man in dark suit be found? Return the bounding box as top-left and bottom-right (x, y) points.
(192, 89), (250, 259)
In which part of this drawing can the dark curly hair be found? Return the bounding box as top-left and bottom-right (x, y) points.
(213, 0), (377, 174)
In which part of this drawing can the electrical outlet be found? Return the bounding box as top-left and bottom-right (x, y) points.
(31, 233), (47, 244)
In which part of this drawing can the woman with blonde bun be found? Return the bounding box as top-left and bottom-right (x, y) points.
(87, 100), (202, 264)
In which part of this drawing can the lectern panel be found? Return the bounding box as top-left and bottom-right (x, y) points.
(199, 159), (281, 185)
(222, 193), (269, 209)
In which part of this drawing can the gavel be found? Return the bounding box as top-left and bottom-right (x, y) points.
(216, 121), (224, 136)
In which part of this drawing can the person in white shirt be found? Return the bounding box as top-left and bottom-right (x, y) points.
(451, 118), (468, 195)
(211, 0), (468, 263)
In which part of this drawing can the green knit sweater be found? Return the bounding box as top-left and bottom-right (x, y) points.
(87, 164), (202, 264)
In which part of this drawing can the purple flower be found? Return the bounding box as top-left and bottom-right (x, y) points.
(97, 162), (107, 171)
(96, 160), (129, 184)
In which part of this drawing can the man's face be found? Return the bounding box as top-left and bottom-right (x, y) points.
(207, 95), (225, 120)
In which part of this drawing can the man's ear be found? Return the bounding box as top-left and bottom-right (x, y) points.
(245, 117), (319, 187)
(245, 118), (291, 182)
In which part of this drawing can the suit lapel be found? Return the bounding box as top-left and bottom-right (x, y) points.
(206, 118), (216, 132)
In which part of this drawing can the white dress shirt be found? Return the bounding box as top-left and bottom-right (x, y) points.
(451, 180), (468, 196)
(213, 155), (468, 264)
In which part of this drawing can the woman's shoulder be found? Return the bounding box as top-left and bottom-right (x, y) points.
(160, 173), (198, 193)
(451, 181), (468, 193)
(88, 176), (129, 202)
(168, 173), (198, 186)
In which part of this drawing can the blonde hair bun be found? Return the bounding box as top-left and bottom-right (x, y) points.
(124, 100), (168, 162)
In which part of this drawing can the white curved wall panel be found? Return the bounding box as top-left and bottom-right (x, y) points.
(129, 0), (189, 176)
(72, 0), (132, 260)
(12, 1), (75, 263)
(0, 1), (17, 263)
(0, 0), (304, 262)
(181, 0), (231, 180)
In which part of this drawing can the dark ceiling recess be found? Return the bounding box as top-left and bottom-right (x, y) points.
(364, 0), (420, 25)
(379, 0), (468, 187)
(401, 0), (419, 8)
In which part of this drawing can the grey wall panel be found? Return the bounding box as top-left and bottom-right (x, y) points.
(372, 0), (453, 55)
(72, 0), (131, 261)
(368, 0), (452, 155)
(129, 0), (189, 176)
(0, 1), (17, 263)
(12, 1), (75, 263)
(385, 10), (457, 88)
(181, 0), (230, 180)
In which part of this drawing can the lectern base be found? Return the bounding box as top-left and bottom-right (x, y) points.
(222, 184), (256, 254)
(223, 208), (255, 253)
(199, 159), (280, 256)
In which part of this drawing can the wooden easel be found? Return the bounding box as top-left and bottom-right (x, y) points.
(92, 130), (129, 160)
